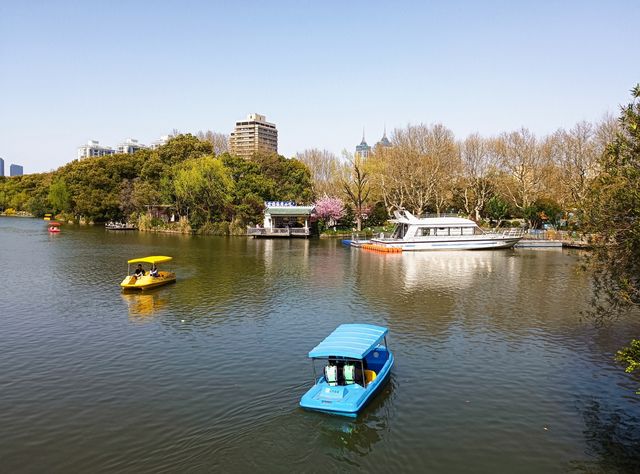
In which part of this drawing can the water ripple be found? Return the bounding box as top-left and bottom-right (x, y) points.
(1, 218), (640, 472)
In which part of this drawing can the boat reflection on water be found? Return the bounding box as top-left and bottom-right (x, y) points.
(355, 249), (517, 293)
(316, 378), (396, 459)
(399, 250), (515, 291)
(121, 292), (168, 319)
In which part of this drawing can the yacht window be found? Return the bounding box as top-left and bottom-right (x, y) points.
(462, 227), (474, 235)
(418, 227), (431, 236)
(450, 227), (461, 236)
(436, 227), (448, 236)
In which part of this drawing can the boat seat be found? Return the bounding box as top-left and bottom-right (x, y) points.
(364, 370), (377, 385)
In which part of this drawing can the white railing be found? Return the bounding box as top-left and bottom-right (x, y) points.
(247, 227), (310, 236)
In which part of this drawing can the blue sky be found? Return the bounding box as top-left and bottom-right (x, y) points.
(1, 0), (638, 173)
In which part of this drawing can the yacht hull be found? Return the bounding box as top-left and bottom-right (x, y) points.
(370, 236), (521, 251)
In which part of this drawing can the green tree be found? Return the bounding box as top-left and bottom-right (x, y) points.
(485, 195), (510, 227)
(584, 84), (640, 318)
(173, 156), (234, 228)
(48, 177), (71, 213)
(523, 198), (562, 229)
(583, 85), (640, 384)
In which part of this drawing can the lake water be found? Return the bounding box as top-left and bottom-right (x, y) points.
(1, 217), (639, 473)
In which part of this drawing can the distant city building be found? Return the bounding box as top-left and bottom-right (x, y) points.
(229, 113), (278, 159)
(77, 140), (116, 160)
(376, 127), (392, 148)
(149, 135), (171, 150)
(355, 130), (371, 159)
(9, 164), (24, 176)
(116, 138), (147, 154)
(0, 157), (4, 177)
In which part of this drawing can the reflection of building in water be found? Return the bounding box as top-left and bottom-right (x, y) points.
(121, 293), (168, 319)
(252, 238), (310, 274)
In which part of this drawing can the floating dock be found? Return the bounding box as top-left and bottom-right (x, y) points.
(361, 243), (402, 253)
(515, 240), (563, 248)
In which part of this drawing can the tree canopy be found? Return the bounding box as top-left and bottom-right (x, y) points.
(0, 134), (313, 232)
(584, 85), (640, 318)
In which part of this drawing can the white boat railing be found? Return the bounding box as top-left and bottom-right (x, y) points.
(501, 228), (525, 237)
(420, 213), (460, 218)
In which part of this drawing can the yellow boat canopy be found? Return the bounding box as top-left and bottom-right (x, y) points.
(127, 256), (173, 265)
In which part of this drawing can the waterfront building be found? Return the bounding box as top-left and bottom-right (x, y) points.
(355, 130), (371, 159)
(116, 138), (147, 154)
(0, 157), (4, 176)
(77, 140), (116, 160)
(150, 135), (171, 150)
(9, 164), (24, 176)
(247, 201), (314, 238)
(229, 113), (278, 159)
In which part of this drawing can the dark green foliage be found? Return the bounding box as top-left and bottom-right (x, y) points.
(0, 136), (313, 231)
(221, 153), (313, 226)
(523, 198), (563, 229)
(485, 196), (510, 226)
(582, 85), (640, 384)
(583, 85), (640, 320)
(365, 201), (389, 227)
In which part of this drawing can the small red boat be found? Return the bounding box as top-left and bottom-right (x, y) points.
(48, 222), (61, 233)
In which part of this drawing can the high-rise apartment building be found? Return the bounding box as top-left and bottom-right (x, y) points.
(150, 135), (170, 149)
(77, 140), (116, 160)
(229, 113), (278, 159)
(9, 164), (24, 176)
(0, 157), (4, 177)
(116, 138), (147, 154)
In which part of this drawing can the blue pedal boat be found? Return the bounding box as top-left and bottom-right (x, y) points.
(299, 324), (394, 417)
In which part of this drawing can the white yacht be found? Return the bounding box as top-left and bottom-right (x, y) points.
(366, 210), (522, 251)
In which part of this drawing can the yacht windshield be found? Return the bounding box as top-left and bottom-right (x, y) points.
(392, 224), (408, 239)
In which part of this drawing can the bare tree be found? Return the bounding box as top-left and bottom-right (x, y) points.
(296, 148), (343, 198)
(196, 130), (229, 155)
(341, 152), (370, 231)
(371, 123), (458, 216)
(493, 128), (547, 210)
(427, 124), (460, 215)
(595, 112), (619, 151)
(553, 121), (599, 208)
(459, 133), (495, 220)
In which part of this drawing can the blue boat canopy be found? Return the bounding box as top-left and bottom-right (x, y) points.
(308, 324), (388, 360)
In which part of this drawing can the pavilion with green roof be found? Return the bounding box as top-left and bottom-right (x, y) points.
(247, 201), (314, 238)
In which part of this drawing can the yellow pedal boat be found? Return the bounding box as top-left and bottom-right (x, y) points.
(121, 256), (176, 291)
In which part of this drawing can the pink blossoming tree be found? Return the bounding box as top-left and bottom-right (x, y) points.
(313, 196), (345, 229)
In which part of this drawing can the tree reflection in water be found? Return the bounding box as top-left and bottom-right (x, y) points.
(570, 399), (640, 472)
